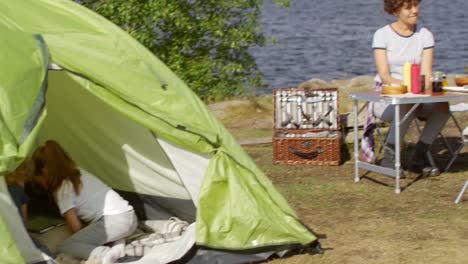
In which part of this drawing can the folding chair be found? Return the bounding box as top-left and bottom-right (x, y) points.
(444, 103), (468, 172)
(413, 102), (468, 176)
(358, 103), (456, 174)
(455, 184), (468, 204)
(375, 105), (435, 173)
(357, 102), (389, 166)
(356, 101), (416, 168)
(448, 104), (468, 204)
(414, 103), (468, 203)
(365, 106), (437, 180)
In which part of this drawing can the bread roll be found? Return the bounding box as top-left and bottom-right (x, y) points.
(381, 84), (407, 95)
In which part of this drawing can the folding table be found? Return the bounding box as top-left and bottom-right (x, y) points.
(348, 90), (468, 194)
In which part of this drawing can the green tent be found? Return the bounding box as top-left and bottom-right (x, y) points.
(0, 0), (317, 263)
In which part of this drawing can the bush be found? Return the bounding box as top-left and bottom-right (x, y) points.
(78, 0), (289, 101)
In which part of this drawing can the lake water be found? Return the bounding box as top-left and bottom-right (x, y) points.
(251, 0), (468, 89)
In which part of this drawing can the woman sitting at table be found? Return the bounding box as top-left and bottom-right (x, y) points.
(362, 0), (449, 172)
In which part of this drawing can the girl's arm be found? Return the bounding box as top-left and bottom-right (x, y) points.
(420, 48), (433, 89)
(63, 208), (82, 233)
(20, 204), (28, 224)
(374, 49), (402, 85)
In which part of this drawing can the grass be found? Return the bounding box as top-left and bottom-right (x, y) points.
(244, 144), (468, 264)
(214, 94), (468, 264)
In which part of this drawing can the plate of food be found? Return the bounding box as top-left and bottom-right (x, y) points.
(455, 75), (468, 87)
(443, 85), (468, 93)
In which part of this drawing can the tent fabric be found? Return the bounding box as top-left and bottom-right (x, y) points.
(155, 138), (211, 205)
(0, 27), (47, 173)
(0, 26), (50, 264)
(18, 35), (48, 146)
(40, 70), (197, 222)
(0, 0), (317, 263)
(39, 71), (193, 199)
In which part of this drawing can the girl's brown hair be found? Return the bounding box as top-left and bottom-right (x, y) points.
(33, 140), (82, 196)
(384, 0), (420, 15)
(5, 158), (35, 185)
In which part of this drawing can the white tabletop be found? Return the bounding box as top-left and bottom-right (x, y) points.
(348, 90), (468, 105)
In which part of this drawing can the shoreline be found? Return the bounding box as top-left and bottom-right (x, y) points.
(253, 72), (467, 95)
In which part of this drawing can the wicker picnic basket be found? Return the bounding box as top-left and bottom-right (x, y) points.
(272, 87), (341, 165)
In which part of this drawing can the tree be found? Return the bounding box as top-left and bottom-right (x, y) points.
(78, 0), (288, 101)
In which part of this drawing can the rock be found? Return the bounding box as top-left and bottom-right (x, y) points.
(346, 75), (375, 88)
(298, 78), (331, 89)
(329, 79), (351, 88)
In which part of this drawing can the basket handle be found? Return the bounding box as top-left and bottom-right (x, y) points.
(288, 145), (324, 159)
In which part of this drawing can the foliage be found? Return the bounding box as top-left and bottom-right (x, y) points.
(78, 0), (289, 101)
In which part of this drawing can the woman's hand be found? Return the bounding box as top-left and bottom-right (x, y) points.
(420, 48), (434, 89)
(63, 208), (82, 233)
(374, 49), (402, 85)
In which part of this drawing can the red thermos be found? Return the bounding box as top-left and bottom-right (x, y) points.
(411, 63), (420, 94)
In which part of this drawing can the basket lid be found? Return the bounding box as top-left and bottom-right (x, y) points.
(273, 87), (340, 131)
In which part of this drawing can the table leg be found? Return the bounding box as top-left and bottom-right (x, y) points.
(353, 99), (360, 182)
(395, 104), (401, 194)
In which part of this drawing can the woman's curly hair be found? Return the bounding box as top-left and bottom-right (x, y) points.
(384, 0), (421, 15)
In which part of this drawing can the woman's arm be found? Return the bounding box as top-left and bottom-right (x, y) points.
(420, 48), (433, 89)
(374, 49), (402, 85)
(63, 208), (82, 233)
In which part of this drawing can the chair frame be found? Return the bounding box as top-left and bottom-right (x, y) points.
(449, 111), (468, 204)
(444, 112), (467, 173)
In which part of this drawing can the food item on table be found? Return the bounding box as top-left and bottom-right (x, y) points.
(381, 84), (407, 95)
(432, 71), (443, 92)
(403, 61), (411, 92)
(411, 63), (420, 93)
(455, 75), (468, 87)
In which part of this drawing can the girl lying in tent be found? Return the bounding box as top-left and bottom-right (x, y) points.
(32, 140), (138, 263)
(6, 158), (54, 256)
(6, 159), (35, 224)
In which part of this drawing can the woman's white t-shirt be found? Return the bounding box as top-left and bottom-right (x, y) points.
(372, 24), (434, 82)
(55, 168), (132, 223)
